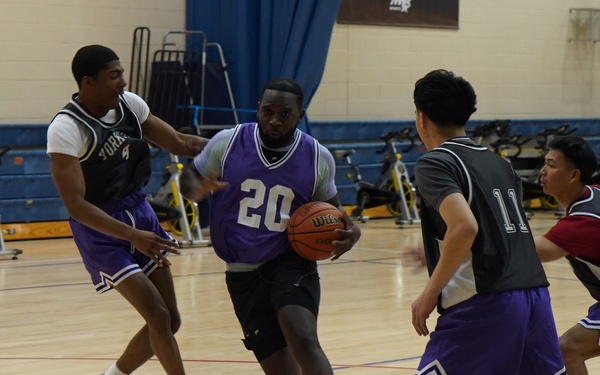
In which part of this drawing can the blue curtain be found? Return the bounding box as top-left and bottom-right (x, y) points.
(186, 0), (341, 133)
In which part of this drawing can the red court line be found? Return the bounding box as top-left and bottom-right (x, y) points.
(0, 356), (417, 370)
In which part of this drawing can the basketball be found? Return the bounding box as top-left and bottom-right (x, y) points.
(288, 201), (346, 261)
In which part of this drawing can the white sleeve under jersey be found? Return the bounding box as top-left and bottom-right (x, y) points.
(46, 91), (150, 158)
(314, 143), (337, 202)
(192, 127), (337, 202)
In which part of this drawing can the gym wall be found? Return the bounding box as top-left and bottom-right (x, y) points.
(0, 0), (599, 126)
(313, 0), (600, 121)
(0, 0), (187, 125)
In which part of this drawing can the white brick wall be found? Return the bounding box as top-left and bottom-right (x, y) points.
(0, 0), (186, 124)
(0, 0), (599, 124)
(311, 0), (600, 121)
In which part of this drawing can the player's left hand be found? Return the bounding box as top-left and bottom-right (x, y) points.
(331, 225), (361, 261)
(411, 289), (437, 336)
(185, 134), (208, 155)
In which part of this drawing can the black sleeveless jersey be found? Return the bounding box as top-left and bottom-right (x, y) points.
(415, 137), (548, 308)
(56, 94), (152, 206)
(564, 186), (600, 301)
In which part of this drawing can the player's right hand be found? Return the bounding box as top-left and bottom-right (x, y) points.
(131, 230), (180, 267)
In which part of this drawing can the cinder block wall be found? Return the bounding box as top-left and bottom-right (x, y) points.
(311, 0), (600, 121)
(0, 0), (186, 125)
(1, 1), (599, 126)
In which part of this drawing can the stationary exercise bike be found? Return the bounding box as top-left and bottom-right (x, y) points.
(146, 149), (210, 247)
(484, 123), (579, 214)
(469, 119), (512, 144)
(469, 121), (546, 219)
(335, 127), (421, 225)
(486, 133), (547, 201)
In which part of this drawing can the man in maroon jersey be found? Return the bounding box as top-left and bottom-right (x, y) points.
(535, 135), (600, 375)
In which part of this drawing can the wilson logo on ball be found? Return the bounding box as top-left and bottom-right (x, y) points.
(288, 201), (346, 261)
(310, 214), (344, 227)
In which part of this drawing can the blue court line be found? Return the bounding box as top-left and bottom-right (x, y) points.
(332, 355), (421, 371)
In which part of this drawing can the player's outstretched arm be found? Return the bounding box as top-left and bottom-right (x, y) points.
(142, 113), (208, 157)
(180, 165), (228, 202)
(534, 236), (568, 262)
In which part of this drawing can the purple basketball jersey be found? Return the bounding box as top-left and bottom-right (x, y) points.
(210, 123), (319, 264)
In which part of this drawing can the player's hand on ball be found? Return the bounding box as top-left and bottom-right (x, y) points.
(331, 225), (361, 261)
(288, 202), (346, 261)
(287, 201), (362, 261)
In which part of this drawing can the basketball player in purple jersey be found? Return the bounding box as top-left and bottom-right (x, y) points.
(181, 77), (361, 375)
(411, 69), (565, 374)
(47, 45), (207, 375)
(535, 135), (600, 374)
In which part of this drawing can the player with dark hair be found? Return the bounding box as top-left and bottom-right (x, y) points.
(47, 44), (207, 375)
(180, 77), (361, 375)
(535, 135), (600, 375)
(411, 69), (565, 374)
(70, 44), (120, 84)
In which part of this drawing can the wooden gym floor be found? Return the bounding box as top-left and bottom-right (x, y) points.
(0, 210), (597, 374)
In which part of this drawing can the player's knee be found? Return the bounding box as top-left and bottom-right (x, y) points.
(170, 311), (181, 333)
(287, 331), (321, 356)
(559, 331), (584, 359)
(145, 304), (173, 331)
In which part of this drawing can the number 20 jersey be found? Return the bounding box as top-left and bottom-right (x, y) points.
(209, 123), (320, 264)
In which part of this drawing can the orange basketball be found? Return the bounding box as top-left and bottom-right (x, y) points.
(288, 201), (346, 261)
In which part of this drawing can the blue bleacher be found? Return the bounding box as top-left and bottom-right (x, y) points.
(2, 118), (600, 221)
(0, 125), (172, 223)
(314, 118), (600, 205)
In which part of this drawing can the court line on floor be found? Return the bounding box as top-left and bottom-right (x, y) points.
(0, 355), (420, 371)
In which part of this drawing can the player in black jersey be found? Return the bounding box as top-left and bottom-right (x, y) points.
(410, 69), (565, 374)
(535, 135), (600, 375)
(48, 45), (207, 375)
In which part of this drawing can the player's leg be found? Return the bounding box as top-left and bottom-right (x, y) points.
(560, 324), (600, 375)
(277, 305), (332, 375)
(559, 303), (600, 375)
(268, 251), (333, 375)
(226, 269), (301, 375)
(259, 348), (301, 375)
(114, 271), (185, 375)
(112, 267), (182, 373)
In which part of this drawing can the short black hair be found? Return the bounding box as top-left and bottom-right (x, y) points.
(413, 69), (477, 128)
(71, 45), (120, 87)
(548, 135), (598, 184)
(259, 77), (304, 107)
